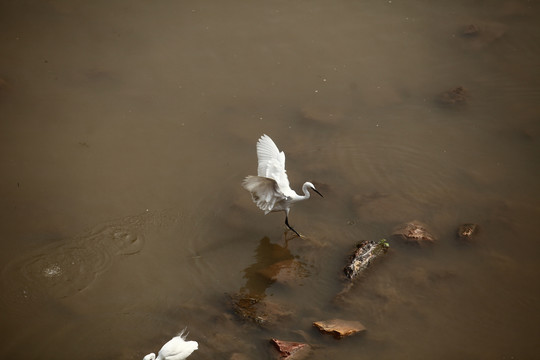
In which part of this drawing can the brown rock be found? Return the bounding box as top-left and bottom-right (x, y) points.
(392, 221), (436, 244)
(313, 319), (366, 338)
(230, 293), (292, 326)
(457, 223), (479, 240)
(270, 339), (311, 359)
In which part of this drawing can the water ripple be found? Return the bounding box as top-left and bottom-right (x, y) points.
(1, 209), (179, 304)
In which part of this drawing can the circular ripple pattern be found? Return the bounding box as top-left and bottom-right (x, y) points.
(1, 209), (180, 304)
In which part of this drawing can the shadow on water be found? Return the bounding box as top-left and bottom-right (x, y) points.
(240, 236), (295, 297)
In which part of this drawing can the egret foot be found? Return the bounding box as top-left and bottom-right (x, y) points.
(285, 216), (301, 237)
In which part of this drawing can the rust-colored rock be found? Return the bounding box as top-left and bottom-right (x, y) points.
(270, 339), (311, 359)
(457, 223), (479, 240)
(393, 221), (436, 244)
(313, 319), (366, 338)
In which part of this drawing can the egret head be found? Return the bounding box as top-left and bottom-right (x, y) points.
(305, 182), (323, 197)
(143, 353), (156, 360)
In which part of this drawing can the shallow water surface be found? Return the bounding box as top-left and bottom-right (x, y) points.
(1, 0), (539, 359)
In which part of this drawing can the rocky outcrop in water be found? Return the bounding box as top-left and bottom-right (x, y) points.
(393, 221), (436, 244)
(270, 339), (311, 359)
(343, 239), (389, 280)
(313, 319), (366, 338)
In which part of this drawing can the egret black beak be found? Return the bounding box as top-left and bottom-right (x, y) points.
(312, 188), (323, 198)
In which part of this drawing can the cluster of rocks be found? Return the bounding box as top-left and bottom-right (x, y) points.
(229, 237), (390, 359)
(227, 217), (480, 358)
(392, 220), (479, 245)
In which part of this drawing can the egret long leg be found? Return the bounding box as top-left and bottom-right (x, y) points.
(285, 215), (300, 237)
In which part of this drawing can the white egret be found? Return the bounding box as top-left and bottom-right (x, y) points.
(143, 329), (198, 360)
(242, 134), (323, 237)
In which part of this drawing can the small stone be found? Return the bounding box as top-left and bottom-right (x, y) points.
(313, 319), (366, 338)
(461, 24), (480, 37)
(270, 339), (311, 359)
(457, 223), (479, 240)
(392, 221), (436, 244)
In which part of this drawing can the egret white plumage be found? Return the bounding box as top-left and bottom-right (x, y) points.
(242, 134), (323, 236)
(143, 329), (198, 360)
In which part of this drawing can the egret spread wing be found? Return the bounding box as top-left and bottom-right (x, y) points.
(242, 175), (286, 214)
(256, 134), (291, 194)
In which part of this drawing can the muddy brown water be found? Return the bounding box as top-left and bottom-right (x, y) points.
(1, 1), (539, 359)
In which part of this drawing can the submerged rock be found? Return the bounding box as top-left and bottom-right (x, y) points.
(437, 86), (468, 106)
(229, 353), (251, 360)
(270, 339), (311, 360)
(461, 24), (481, 37)
(457, 223), (479, 240)
(458, 21), (507, 48)
(313, 319), (366, 338)
(230, 293), (292, 326)
(392, 221), (436, 244)
(257, 259), (307, 287)
(300, 105), (342, 125)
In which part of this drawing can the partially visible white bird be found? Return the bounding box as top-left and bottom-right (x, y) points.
(242, 134), (323, 236)
(143, 329), (198, 360)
